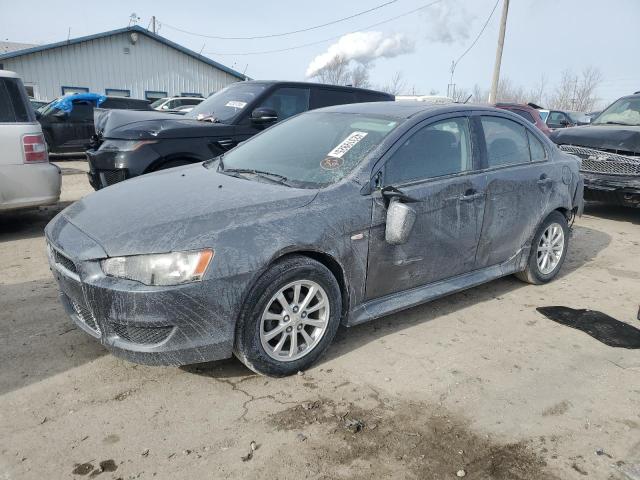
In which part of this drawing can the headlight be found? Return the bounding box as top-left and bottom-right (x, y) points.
(99, 139), (157, 152)
(102, 249), (214, 286)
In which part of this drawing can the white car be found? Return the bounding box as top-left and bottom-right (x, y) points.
(0, 70), (61, 211)
(149, 96), (203, 111)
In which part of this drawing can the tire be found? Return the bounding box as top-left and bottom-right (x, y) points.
(515, 211), (569, 285)
(234, 255), (342, 377)
(154, 159), (193, 171)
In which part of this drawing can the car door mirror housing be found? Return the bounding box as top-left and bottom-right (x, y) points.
(52, 110), (67, 120)
(251, 107), (278, 127)
(385, 198), (417, 245)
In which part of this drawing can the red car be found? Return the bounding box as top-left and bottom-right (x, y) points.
(495, 103), (552, 137)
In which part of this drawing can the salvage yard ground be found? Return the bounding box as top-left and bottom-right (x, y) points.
(1, 161), (639, 480)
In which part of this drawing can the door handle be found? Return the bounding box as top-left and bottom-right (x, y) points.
(459, 190), (484, 202)
(537, 174), (553, 185)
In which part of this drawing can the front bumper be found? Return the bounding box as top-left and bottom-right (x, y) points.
(45, 218), (239, 365)
(0, 162), (61, 211)
(86, 145), (159, 190)
(582, 172), (640, 207)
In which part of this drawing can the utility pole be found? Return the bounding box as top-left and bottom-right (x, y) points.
(488, 0), (509, 104)
(152, 16), (156, 34)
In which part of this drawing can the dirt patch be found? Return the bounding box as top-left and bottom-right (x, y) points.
(269, 398), (557, 479)
(542, 401), (572, 417)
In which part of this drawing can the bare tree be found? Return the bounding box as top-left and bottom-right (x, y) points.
(548, 67), (603, 111)
(528, 74), (547, 106)
(350, 64), (371, 89)
(312, 55), (350, 85)
(472, 84), (486, 103)
(451, 87), (471, 103)
(379, 71), (407, 95)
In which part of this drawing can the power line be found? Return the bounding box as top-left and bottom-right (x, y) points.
(202, 0), (445, 56)
(160, 0), (399, 40)
(453, 0), (500, 69)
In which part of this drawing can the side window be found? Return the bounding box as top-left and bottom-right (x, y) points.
(0, 78), (30, 122)
(259, 87), (310, 121)
(481, 116), (531, 168)
(547, 111), (565, 127)
(385, 117), (473, 185)
(311, 88), (356, 109)
(527, 131), (547, 162)
(512, 109), (535, 123)
(68, 101), (94, 121)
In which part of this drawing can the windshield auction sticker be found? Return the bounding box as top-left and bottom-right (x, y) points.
(225, 100), (247, 108)
(326, 131), (368, 158)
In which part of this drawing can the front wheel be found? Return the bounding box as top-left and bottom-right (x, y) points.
(234, 256), (342, 377)
(515, 211), (569, 284)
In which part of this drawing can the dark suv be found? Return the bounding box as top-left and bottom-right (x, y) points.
(551, 93), (640, 207)
(86, 81), (394, 189)
(38, 95), (152, 156)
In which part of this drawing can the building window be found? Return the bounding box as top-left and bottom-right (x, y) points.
(106, 88), (130, 97)
(180, 92), (203, 98)
(23, 85), (35, 98)
(145, 90), (167, 101)
(61, 86), (89, 95)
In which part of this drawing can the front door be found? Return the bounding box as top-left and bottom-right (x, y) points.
(365, 115), (486, 300)
(474, 114), (555, 268)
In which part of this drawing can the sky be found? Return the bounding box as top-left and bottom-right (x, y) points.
(1, 0), (638, 106)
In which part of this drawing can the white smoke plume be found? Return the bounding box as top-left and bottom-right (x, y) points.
(306, 31), (414, 78)
(423, 0), (476, 44)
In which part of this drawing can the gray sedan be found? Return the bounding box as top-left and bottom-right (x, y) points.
(45, 102), (583, 376)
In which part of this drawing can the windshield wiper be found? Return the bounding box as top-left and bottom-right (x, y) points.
(601, 121), (636, 126)
(223, 168), (290, 186)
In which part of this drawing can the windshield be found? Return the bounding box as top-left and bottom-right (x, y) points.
(592, 97), (640, 126)
(566, 111), (589, 123)
(150, 98), (167, 108)
(214, 111), (400, 188)
(187, 83), (266, 123)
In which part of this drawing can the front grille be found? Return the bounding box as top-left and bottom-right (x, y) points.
(112, 323), (173, 345)
(560, 145), (640, 176)
(70, 298), (101, 334)
(49, 245), (78, 274)
(100, 169), (127, 187)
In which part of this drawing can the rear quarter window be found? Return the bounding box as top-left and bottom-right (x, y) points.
(311, 88), (357, 109)
(0, 77), (31, 123)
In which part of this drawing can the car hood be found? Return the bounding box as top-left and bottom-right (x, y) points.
(550, 124), (640, 153)
(60, 163), (318, 257)
(95, 108), (234, 140)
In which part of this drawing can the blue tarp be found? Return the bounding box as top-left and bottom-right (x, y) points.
(50, 93), (107, 113)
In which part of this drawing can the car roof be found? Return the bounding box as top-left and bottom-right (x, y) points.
(315, 101), (491, 119)
(241, 80), (392, 96)
(0, 69), (20, 79)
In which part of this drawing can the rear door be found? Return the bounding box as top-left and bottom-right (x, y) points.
(66, 101), (95, 151)
(474, 114), (554, 268)
(365, 113), (486, 300)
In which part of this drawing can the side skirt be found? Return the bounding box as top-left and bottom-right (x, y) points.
(347, 250), (527, 327)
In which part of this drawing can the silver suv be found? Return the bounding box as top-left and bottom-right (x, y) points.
(0, 70), (61, 211)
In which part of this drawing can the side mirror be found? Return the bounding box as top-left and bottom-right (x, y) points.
(560, 119), (570, 127)
(251, 107), (278, 127)
(52, 110), (67, 120)
(385, 198), (417, 245)
(35, 110), (42, 120)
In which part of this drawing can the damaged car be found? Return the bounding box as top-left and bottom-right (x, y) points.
(551, 92), (640, 207)
(86, 80), (393, 190)
(46, 102), (583, 376)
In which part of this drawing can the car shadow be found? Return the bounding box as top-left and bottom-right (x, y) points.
(0, 201), (73, 243)
(0, 279), (107, 396)
(583, 201), (640, 225)
(184, 224), (611, 379)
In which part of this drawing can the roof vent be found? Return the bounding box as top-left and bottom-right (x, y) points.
(123, 47), (130, 54)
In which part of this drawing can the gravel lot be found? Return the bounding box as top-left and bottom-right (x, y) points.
(1, 161), (639, 480)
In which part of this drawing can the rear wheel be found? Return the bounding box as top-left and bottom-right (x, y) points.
(515, 211), (569, 284)
(234, 256), (342, 377)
